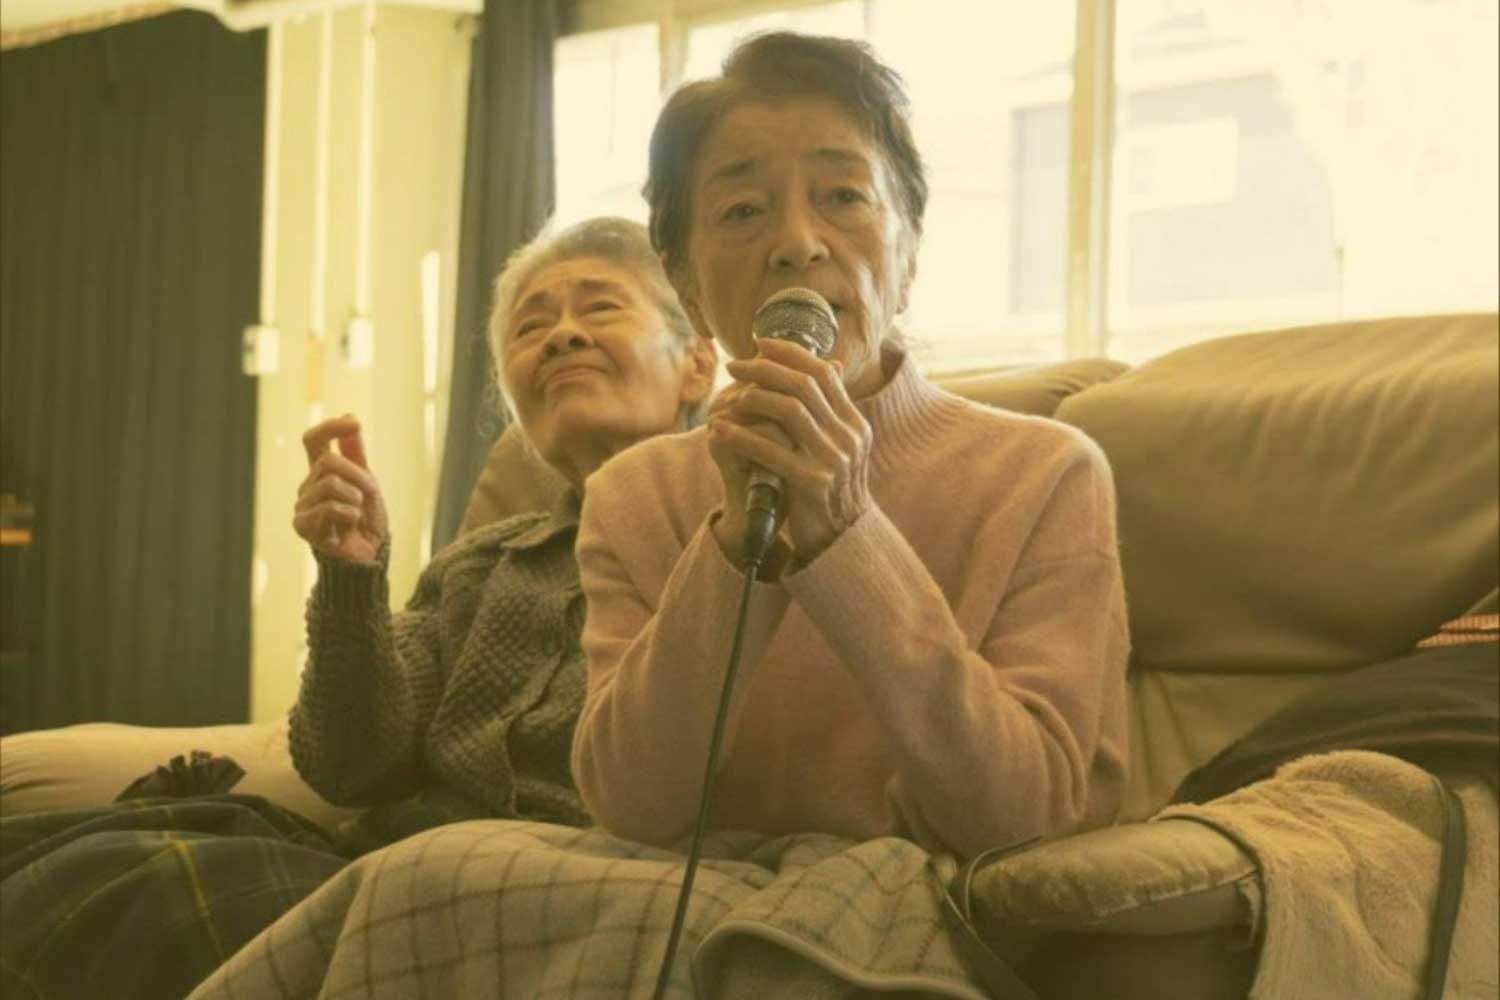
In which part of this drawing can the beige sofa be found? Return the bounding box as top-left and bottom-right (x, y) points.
(2, 312), (1496, 998)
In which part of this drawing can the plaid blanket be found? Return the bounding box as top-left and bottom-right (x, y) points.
(189, 820), (992, 999)
(0, 796), (348, 1000)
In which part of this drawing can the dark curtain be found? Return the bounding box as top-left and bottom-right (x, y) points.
(431, 0), (558, 550)
(0, 12), (264, 732)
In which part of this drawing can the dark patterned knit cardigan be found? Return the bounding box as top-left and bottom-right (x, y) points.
(289, 492), (589, 844)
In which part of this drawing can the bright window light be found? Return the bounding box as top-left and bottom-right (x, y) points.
(869, 0), (1076, 370)
(1107, 0), (1500, 361)
(554, 0), (1498, 371)
(554, 23), (661, 227)
(681, 2), (865, 82)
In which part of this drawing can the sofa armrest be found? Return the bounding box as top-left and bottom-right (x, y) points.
(962, 818), (1260, 999)
(966, 817), (1258, 940)
(0, 719), (359, 831)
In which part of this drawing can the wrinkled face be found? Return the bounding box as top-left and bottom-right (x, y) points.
(676, 95), (916, 399)
(501, 256), (707, 471)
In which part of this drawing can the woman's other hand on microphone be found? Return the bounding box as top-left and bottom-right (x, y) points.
(293, 414), (390, 564)
(710, 337), (872, 565)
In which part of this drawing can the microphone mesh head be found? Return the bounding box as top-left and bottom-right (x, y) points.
(751, 288), (838, 358)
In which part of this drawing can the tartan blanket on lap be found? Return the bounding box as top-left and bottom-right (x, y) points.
(0, 796), (348, 1000)
(190, 820), (991, 999)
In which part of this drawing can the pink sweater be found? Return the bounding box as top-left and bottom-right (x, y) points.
(572, 353), (1129, 857)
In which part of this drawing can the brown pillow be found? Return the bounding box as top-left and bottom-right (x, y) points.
(1056, 312), (1499, 676)
(457, 425), (568, 535)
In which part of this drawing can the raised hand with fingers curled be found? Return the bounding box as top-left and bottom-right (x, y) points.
(293, 414), (389, 564)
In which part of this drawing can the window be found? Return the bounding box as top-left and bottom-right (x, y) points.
(555, 0), (1498, 372)
(682, 2), (864, 82)
(553, 23), (660, 228)
(868, 1), (1076, 368)
(1107, 0), (1500, 361)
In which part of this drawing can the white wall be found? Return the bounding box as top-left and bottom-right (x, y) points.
(248, 4), (471, 723)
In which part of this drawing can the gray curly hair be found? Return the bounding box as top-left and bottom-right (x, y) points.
(487, 216), (712, 430)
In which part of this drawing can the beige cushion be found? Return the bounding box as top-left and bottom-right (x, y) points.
(935, 357), (1129, 417)
(0, 719), (358, 830)
(1058, 312), (1499, 677)
(1120, 670), (1338, 821)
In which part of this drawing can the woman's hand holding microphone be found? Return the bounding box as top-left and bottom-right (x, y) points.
(293, 413), (389, 564)
(707, 337), (873, 570)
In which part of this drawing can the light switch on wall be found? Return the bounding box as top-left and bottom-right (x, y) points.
(342, 316), (376, 369)
(242, 324), (280, 375)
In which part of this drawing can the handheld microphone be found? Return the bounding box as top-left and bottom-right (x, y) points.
(652, 287), (838, 1000)
(740, 288), (838, 565)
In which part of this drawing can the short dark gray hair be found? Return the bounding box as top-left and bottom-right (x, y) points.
(645, 32), (927, 285)
(487, 216), (712, 428)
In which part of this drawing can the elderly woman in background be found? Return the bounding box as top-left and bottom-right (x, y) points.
(0, 216), (717, 1000)
(571, 32), (1129, 859)
(292, 214), (717, 849)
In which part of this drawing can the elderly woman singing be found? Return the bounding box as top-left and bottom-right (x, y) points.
(571, 32), (1128, 859)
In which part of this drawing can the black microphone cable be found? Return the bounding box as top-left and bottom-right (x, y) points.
(650, 285), (825, 996)
(648, 518), (776, 1000)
